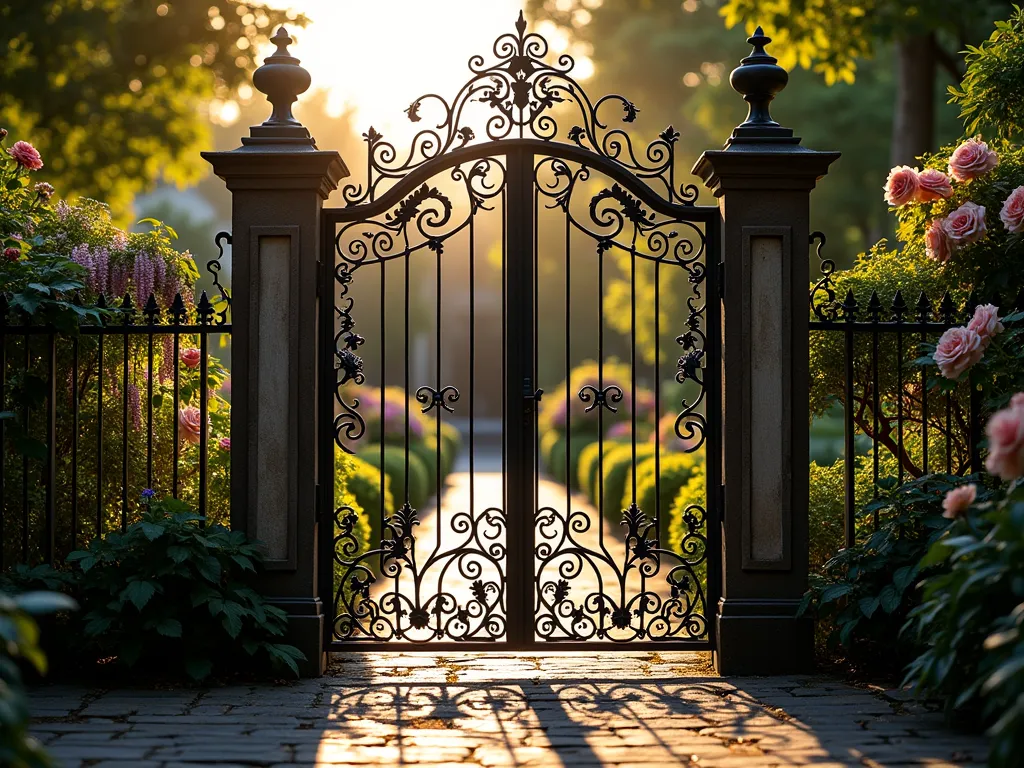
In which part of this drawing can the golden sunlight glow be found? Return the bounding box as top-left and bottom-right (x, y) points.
(252, 1), (593, 135)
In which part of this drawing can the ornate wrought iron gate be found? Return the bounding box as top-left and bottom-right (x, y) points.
(319, 14), (720, 650)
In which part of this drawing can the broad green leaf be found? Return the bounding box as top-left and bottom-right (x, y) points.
(123, 580), (157, 611)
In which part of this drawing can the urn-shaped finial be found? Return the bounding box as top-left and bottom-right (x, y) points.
(251, 27), (311, 132)
(727, 26), (796, 144)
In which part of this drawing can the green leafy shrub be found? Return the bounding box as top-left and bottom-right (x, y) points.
(631, 451), (702, 544)
(799, 473), (991, 669)
(1, 588), (75, 768)
(356, 444), (429, 511)
(409, 440), (439, 498)
(540, 430), (562, 477)
(65, 497), (304, 681)
(903, 482), (1024, 768)
(600, 443), (655, 519)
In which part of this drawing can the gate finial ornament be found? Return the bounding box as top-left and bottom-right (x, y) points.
(726, 26), (798, 146)
(245, 26), (315, 146)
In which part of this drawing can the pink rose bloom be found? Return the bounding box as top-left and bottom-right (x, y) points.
(948, 137), (999, 182)
(915, 168), (953, 202)
(883, 165), (920, 206)
(934, 327), (984, 379)
(985, 397), (1024, 481)
(218, 437), (231, 451)
(1000, 185), (1024, 233)
(925, 218), (952, 263)
(180, 348), (201, 369)
(967, 304), (1004, 349)
(942, 484), (976, 519)
(179, 406), (204, 445)
(943, 201), (987, 246)
(6, 141), (43, 171)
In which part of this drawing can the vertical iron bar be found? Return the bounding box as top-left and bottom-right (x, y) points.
(654, 256), (661, 542)
(147, 315), (155, 489)
(896, 317), (904, 486)
(629, 237), (637, 502)
(504, 147), (536, 647)
(71, 338), (78, 551)
(45, 330), (56, 565)
(97, 332), (104, 536)
(564, 184), (571, 526)
(122, 302), (130, 530)
(842, 318), (855, 549)
(172, 314), (180, 497)
(946, 393), (952, 474)
(22, 336), (30, 561)
(969, 371), (981, 473)
(199, 309), (210, 520)
(469, 205), (476, 558)
(921, 326), (929, 474)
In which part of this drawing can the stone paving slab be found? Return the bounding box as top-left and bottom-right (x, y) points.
(29, 652), (987, 767)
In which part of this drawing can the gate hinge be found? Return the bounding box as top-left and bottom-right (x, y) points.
(717, 262), (725, 301)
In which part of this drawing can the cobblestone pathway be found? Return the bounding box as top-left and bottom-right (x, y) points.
(30, 652), (986, 767)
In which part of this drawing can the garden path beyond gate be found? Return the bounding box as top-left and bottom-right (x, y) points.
(318, 14), (720, 650)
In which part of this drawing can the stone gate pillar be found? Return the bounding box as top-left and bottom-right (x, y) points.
(693, 28), (838, 675)
(203, 29), (347, 676)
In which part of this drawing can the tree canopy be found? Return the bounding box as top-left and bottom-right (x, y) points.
(0, 1), (305, 214)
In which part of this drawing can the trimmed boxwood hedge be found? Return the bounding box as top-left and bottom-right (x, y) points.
(540, 430), (562, 477)
(631, 451), (703, 545)
(600, 443), (655, 520)
(356, 444), (430, 511)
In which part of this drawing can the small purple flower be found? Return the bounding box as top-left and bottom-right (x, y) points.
(141, 488), (156, 500)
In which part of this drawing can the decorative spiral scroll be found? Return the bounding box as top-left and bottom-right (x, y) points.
(332, 499), (509, 643)
(416, 385), (460, 414)
(809, 231), (838, 321)
(332, 261), (365, 454)
(341, 12), (701, 206)
(206, 231), (232, 326)
(534, 500), (708, 642)
(578, 384), (623, 414)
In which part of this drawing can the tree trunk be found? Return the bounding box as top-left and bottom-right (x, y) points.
(891, 34), (937, 167)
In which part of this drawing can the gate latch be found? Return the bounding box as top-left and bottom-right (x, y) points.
(522, 377), (544, 414)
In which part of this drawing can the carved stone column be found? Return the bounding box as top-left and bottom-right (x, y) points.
(203, 28), (348, 676)
(693, 28), (839, 674)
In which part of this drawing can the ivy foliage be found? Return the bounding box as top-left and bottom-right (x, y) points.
(65, 497), (304, 681)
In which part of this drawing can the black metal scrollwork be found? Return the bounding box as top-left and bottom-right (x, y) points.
(341, 12), (698, 207)
(206, 231), (232, 326)
(578, 384), (623, 414)
(416, 385), (460, 414)
(809, 231), (838, 321)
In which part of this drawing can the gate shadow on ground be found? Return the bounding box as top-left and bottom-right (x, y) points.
(311, 652), (965, 767)
(29, 652), (985, 766)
